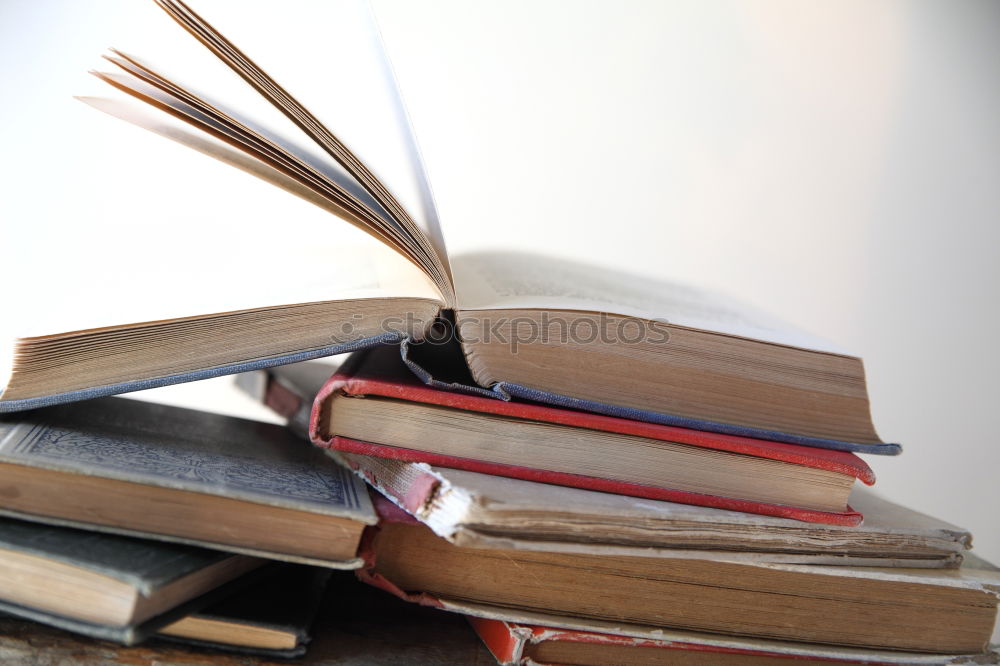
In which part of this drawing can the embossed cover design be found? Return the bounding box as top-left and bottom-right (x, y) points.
(0, 397), (374, 522)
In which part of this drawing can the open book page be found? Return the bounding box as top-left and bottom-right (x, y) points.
(1, 97), (442, 342)
(83, 1), (381, 223)
(452, 251), (847, 355)
(149, 0), (449, 283)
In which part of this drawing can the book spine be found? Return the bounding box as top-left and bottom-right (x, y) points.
(336, 453), (441, 517)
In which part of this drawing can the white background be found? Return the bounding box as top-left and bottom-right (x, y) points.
(2, 1), (998, 560)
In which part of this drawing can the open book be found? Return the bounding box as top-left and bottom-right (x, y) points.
(0, 0), (898, 455)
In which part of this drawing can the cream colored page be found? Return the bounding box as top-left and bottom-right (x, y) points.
(86, 0), (436, 247)
(453, 252), (847, 355)
(2, 97), (441, 342)
(176, 0), (449, 273)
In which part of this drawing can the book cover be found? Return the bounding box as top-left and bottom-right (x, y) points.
(0, 396), (375, 567)
(0, 517), (261, 645)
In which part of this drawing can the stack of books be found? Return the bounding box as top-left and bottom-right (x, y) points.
(254, 356), (1000, 664)
(0, 0), (996, 663)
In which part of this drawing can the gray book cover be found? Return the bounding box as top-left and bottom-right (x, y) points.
(0, 516), (259, 645)
(0, 397), (375, 564)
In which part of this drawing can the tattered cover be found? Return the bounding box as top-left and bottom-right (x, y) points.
(334, 456), (969, 567)
(0, 517), (258, 645)
(0, 397), (375, 567)
(468, 616), (1000, 666)
(311, 350), (875, 526)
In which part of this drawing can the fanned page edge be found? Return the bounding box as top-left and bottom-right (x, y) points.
(84, 66), (436, 289)
(0, 91), (448, 410)
(150, 0), (455, 303)
(364, 1), (453, 289)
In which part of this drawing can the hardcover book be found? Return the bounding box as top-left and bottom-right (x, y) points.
(343, 456), (969, 568)
(359, 500), (1000, 654)
(0, 0), (900, 456)
(0, 517), (261, 645)
(311, 347), (875, 525)
(0, 396), (375, 567)
(469, 615), (1000, 665)
(158, 564), (331, 657)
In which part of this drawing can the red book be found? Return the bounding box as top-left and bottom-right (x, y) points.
(468, 616), (998, 665)
(311, 347), (874, 526)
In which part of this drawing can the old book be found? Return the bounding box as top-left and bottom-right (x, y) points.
(311, 347), (874, 525)
(158, 564), (330, 657)
(345, 457), (969, 567)
(360, 504), (1000, 654)
(237, 361), (968, 565)
(0, 516), (261, 645)
(0, 396), (375, 567)
(0, 0), (899, 456)
(469, 615), (1000, 665)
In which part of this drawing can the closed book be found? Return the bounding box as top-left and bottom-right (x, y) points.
(469, 615), (1000, 665)
(310, 347), (874, 525)
(339, 455), (969, 568)
(0, 517), (261, 645)
(1, 0), (900, 457)
(158, 564), (331, 657)
(358, 499), (1000, 654)
(0, 396), (375, 567)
